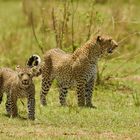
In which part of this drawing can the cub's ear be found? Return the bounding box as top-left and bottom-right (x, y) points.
(108, 38), (112, 42)
(97, 35), (102, 42)
(15, 65), (21, 72)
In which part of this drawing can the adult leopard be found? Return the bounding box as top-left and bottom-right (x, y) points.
(27, 35), (118, 107)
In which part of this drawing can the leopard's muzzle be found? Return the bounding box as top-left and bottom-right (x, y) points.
(22, 79), (29, 85)
(107, 40), (118, 53)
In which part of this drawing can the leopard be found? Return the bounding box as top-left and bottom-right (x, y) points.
(27, 35), (118, 108)
(0, 65), (38, 120)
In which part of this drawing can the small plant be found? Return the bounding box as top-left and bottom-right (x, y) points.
(132, 90), (140, 107)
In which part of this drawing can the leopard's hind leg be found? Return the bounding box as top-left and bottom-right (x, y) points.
(27, 85), (35, 120)
(76, 79), (86, 107)
(40, 56), (53, 106)
(40, 76), (53, 106)
(58, 83), (68, 106)
(6, 91), (18, 118)
(5, 95), (11, 116)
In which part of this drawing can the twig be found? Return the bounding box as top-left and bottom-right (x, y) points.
(52, 8), (59, 48)
(71, 0), (74, 52)
(86, 0), (95, 41)
(71, 0), (79, 52)
(111, 16), (115, 31)
(118, 31), (140, 45)
(58, 21), (62, 49)
(30, 12), (44, 54)
(61, 1), (69, 48)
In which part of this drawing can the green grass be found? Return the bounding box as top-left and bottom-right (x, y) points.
(0, 0), (140, 139)
(0, 80), (140, 139)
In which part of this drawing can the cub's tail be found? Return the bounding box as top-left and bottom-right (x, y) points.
(26, 54), (41, 68)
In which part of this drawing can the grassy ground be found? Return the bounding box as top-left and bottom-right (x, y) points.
(0, 0), (140, 139)
(0, 82), (140, 140)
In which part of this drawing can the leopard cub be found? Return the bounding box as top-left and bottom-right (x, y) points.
(0, 65), (38, 120)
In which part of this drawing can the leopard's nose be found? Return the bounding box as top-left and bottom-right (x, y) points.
(22, 79), (29, 84)
(108, 48), (113, 53)
(115, 43), (118, 48)
(23, 79), (28, 82)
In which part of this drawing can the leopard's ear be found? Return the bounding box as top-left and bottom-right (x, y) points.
(16, 65), (20, 69)
(97, 35), (102, 42)
(15, 65), (21, 72)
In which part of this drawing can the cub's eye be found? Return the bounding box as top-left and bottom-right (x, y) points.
(19, 73), (24, 77)
(108, 39), (112, 42)
(28, 73), (32, 77)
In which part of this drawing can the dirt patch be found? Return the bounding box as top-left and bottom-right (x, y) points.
(111, 76), (140, 82)
(124, 76), (140, 82)
(0, 126), (133, 140)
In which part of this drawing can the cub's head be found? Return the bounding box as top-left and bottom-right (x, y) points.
(95, 35), (118, 55)
(15, 65), (38, 88)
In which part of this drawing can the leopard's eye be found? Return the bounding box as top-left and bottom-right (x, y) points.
(28, 73), (32, 77)
(19, 73), (24, 77)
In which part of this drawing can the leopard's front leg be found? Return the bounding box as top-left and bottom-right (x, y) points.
(5, 95), (11, 116)
(40, 77), (52, 106)
(76, 79), (86, 107)
(85, 76), (96, 108)
(40, 64), (53, 106)
(9, 90), (18, 118)
(27, 85), (35, 120)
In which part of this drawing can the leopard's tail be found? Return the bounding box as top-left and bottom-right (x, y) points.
(26, 54), (41, 68)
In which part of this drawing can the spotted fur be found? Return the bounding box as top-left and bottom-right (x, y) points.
(0, 66), (37, 120)
(28, 35), (118, 107)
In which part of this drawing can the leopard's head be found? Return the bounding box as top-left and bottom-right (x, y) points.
(15, 65), (38, 88)
(96, 35), (118, 55)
